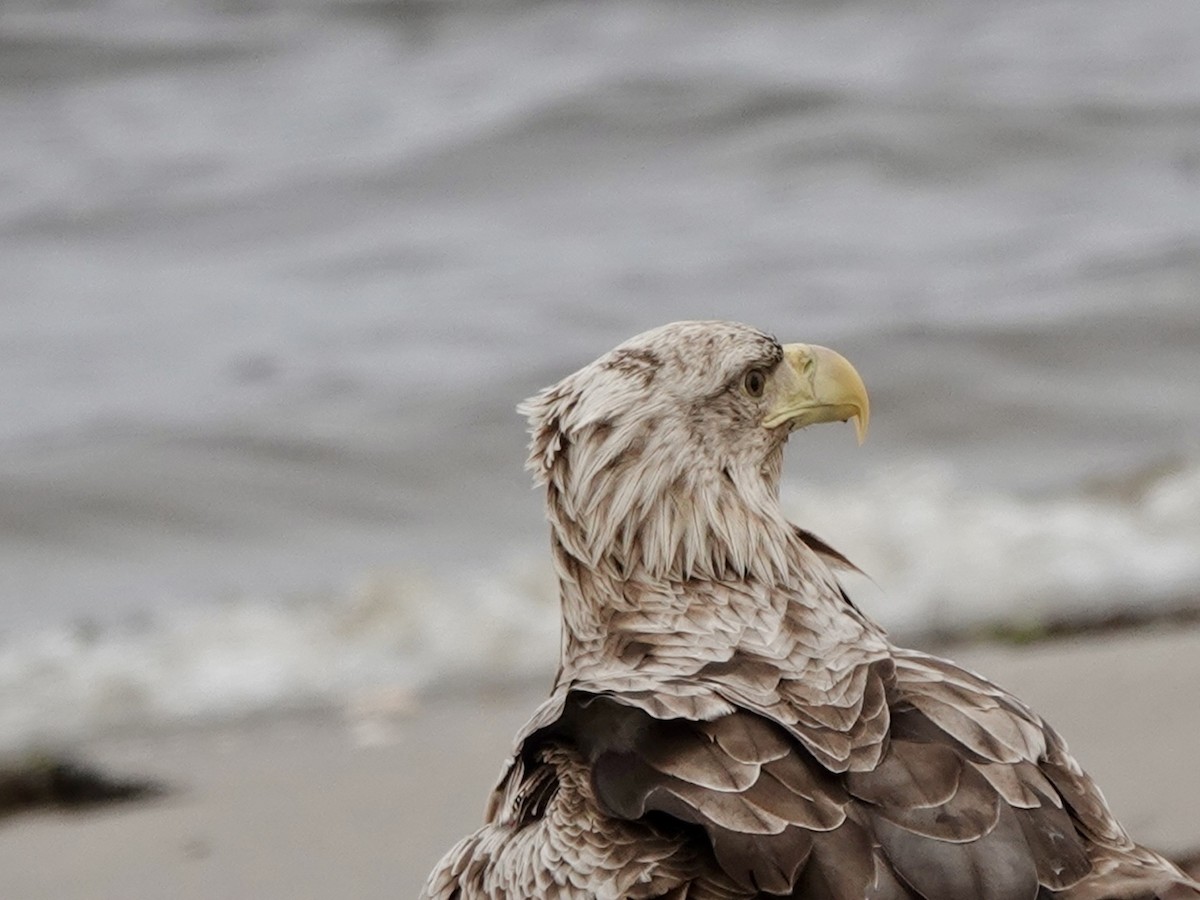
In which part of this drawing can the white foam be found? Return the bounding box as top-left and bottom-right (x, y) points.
(1, 458), (1196, 752)
(784, 458), (1200, 635)
(0, 564), (560, 754)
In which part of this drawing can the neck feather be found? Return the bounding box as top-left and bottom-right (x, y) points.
(541, 420), (796, 582)
(540, 447), (877, 671)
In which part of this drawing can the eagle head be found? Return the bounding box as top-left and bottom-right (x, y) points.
(519, 321), (868, 582)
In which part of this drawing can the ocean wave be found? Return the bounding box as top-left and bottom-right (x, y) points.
(1, 457), (1197, 752)
(0, 563), (560, 755)
(785, 457), (1200, 634)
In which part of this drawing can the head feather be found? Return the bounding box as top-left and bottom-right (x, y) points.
(519, 321), (800, 583)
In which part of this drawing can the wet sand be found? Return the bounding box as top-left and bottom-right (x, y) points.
(1, 625), (1198, 899)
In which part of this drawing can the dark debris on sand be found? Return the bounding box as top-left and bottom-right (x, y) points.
(928, 602), (1200, 650)
(0, 753), (167, 819)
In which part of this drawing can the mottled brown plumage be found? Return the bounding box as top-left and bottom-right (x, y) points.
(422, 321), (1198, 900)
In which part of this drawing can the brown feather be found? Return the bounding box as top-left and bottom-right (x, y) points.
(790, 817), (876, 900)
(1012, 804), (1093, 890)
(875, 802), (1040, 900)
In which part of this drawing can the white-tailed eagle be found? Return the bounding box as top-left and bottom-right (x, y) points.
(422, 320), (1198, 900)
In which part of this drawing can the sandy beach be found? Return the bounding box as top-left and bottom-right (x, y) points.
(1, 624), (1197, 899)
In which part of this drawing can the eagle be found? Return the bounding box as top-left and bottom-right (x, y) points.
(422, 320), (1198, 900)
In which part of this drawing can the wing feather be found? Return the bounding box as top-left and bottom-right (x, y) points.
(558, 693), (1073, 898)
(874, 802), (1040, 900)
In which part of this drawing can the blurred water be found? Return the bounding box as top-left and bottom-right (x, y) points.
(1, 0), (1199, 742)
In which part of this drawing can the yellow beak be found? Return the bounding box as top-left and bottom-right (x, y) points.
(762, 344), (870, 444)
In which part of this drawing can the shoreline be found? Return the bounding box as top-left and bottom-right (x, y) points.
(1, 623), (1197, 898)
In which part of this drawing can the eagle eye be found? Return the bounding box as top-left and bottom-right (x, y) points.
(742, 368), (767, 398)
